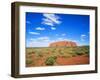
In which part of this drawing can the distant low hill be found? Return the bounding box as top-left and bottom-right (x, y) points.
(49, 41), (77, 47)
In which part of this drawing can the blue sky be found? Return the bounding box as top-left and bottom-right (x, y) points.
(26, 12), (90, 47)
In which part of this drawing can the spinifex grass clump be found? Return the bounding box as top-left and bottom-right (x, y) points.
(35, 51), (43, 57)
(26, 46), (89, 67)
(70, 46), (89, 56)
(45, 56), (57, 65)
(26, 59), (33, 65)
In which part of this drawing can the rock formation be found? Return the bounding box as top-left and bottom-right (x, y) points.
(49, 41), (77, 47)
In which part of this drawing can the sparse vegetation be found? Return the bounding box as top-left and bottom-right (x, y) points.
(26, 59), (33, 65)
(45, 56), (57, 65)
(26, 46), (89, 67)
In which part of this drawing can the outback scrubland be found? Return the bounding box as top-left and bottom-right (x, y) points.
(26, 46), (89, 67)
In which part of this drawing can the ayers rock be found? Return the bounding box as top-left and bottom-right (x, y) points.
(49, 41), (77, 47)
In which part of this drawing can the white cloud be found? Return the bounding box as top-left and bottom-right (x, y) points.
(27, 37), (53, 47)
(27, 41), (49, 47)
(42, 13), (61, 26)
(58, 38), (63, 40)
(38, 36), (50, 41)
(57, 38), (69, 41)
(42, 18), (54, 26)
(51, 27), (56, 30)
(81, 35), (86, 37)
(35, 27), (45, 30)
(26, 21), (31, 24)
(62, 33), (66, 36)
(43, 13), (61, 24)
(30, 38), (36, 41)
(56, 34), (58, 36)
(29, 32), (40, 35)
(81, 34), (86, 41)
(30, 36), (50, 42)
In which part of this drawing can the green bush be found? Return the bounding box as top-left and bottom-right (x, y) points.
(76, 52), (83, 55)
(35, 51), (43, 57)
(74, 51), (84, 55)
(26, 59), (33, 64)
(45, 56), (56, 65)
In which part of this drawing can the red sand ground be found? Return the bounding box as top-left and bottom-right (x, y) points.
(56, 55), (89, 65)
(27, 55), (89, 67)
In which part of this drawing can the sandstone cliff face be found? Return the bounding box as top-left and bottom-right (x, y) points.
(49, 41), (77, 47)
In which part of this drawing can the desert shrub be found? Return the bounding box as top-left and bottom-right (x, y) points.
(38, 53), (43, 57)
(28, 52), (35, 55)
(51, 49), (55, 53)
(71, 53), (77, 57)
(26, 54), (33, 58)
(74, 50), (84, 55)
(82, 47), (89, 54)
(26, 59), (33, 65)
(76, 52), (83, 55)
(52, 56), (57, 59)
(69, 51), (77, 57)
(35, 51), (43, 57)
(45, 56), (56, 65)
(72, 47), (85, 55)
(59, 51), (64, 55)
(68, 50), (77, 57)
(61, 55), (71, 58)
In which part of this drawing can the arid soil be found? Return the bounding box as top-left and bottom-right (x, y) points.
(26, 54), (89, 67)
(56, 55), (89, 65)
(26, 46), (89, 67)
